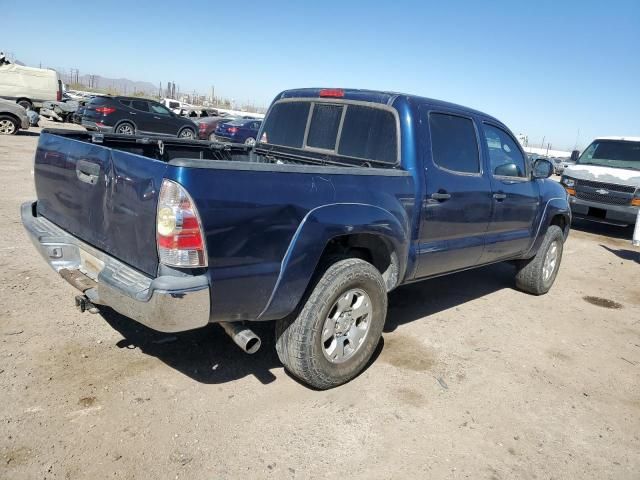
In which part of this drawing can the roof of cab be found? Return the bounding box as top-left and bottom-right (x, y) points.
(277, 88), (503, 124)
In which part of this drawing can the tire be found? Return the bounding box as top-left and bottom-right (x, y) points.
(115, 122), (135, 135)
(178, 128), (195, 139)
(17, 99), (32, 110)
(275, 258), (387, 389)
(244, 137), (256, 146)
(0, 115), (19, 135)
(515, 225), (564, 295)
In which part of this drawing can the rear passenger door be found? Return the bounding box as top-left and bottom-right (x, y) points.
(415, 108), (493, 278)
(129, 100), (154, 134)
(479, 123), (540, 262)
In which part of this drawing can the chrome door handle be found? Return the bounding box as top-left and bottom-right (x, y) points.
(76, 159), (100, 185)
(493, 193), (507, 200)
(430, 192), (451, 201)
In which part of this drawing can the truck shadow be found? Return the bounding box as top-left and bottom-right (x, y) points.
(99, 262), (515, 386)
(601, 244), (640, 263)
(385, 262), (515, 332)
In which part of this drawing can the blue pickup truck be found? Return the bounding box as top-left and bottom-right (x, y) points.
(22, 88), (570, 389)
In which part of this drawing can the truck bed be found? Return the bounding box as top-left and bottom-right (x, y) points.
(32, 130), (415, 321)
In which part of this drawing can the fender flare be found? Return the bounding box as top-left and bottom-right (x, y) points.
(526, 196), (571, 257)
(256, 203), (410, 321)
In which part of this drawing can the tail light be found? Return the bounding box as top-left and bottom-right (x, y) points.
(156, 179), (207, 268)
(95, 106), (116, 115)
(227, 127), (238, 134)
(56, 90), (62, 101)
(198, 122), (207, 131)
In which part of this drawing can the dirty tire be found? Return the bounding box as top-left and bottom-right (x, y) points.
(275, 258), (387, 389)
(515, 225), (564, 295)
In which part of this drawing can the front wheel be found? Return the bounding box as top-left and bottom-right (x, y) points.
(515, 225), (564, 295)
(275, 258), (387, 389)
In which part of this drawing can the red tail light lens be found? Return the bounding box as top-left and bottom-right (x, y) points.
(95, 106), (116, 115)
(319, 88), (344, 98)
(227, 127), (238, 134)
(157, 179), (207, 267)
(198, 122), (207, 131)
(56, 90), (62, 101)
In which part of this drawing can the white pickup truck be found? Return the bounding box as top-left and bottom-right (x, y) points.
(561, 137), (640, 226)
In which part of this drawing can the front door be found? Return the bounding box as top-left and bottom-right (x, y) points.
(479, 122), (540, 262)
(414, 109), (493, 278)
(148, 101), (178, 135)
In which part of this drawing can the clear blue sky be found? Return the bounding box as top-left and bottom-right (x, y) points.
(3, 0), (639, 149)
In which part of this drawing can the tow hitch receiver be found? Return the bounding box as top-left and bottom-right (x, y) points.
(75, 295), (99, 314)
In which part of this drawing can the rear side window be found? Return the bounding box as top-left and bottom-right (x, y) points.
(338, 106), (397, 163)
(262, 102), (310, 148)
(429, 113), (480, 173)
(131, 100), (149, 112)
(119, 99), (131, 107)
(306, 104), (343, 150)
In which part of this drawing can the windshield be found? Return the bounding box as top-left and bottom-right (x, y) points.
(577, 140), (640, 171)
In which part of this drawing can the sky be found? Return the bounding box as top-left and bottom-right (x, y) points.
(3, 0), (639, 150)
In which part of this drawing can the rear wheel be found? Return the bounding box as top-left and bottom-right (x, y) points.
(0, 115), (18, 135)
(515, 225), (564, 295)
(244, 137), (256, 146)
(275, 258), (387, 389)
(178, 128), (195, 139)
(115, 122), (135, 135)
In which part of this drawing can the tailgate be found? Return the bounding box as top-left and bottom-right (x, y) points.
(34, 132), (168, 276)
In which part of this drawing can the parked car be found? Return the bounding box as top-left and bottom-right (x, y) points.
(561, 136), (640, 226)
(82, 96), (198, 138)
(196, 115), (237, 140)
(0, 63), (62, 110)
(214, 118), (262, 144)
(0, 98), (30, 134)
(22, 87), (569, 390)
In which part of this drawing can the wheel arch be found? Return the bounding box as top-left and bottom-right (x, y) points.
(256, 203), (410, 321)
(526, 197), (571, 257)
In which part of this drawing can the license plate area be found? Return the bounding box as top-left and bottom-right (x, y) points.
(79, 249), (105, 280)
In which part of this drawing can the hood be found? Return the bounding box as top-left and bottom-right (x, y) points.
(563, 164), (640, 188)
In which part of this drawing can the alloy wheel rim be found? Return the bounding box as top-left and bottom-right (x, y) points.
(118, 125), (133, 135)
(321, 288), (372, 364)
(542, 241), (559, 282)
(180, 130), (194, 138)
(0, 119), (16, 134)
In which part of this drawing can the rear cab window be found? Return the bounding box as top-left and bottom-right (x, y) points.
(259, 99), (399, 166)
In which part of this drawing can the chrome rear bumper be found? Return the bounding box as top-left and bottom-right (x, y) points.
(21, 202), (210, 332)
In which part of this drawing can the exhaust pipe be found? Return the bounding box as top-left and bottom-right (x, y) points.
(220, 322), (261, 354)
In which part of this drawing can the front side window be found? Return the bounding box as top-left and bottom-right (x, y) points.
(429, 113), (480, 173)
(150, 103), (171, 115)
(483, 124), (527, 177)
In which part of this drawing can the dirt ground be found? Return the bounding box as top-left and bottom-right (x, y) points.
(1, 120), (639, 480)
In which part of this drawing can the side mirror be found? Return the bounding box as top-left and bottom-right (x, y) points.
(532, 159), (554, 179)
(494, 163), (521, 177)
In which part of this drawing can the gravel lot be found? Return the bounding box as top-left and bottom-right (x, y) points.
(1, 121), (639, 479)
